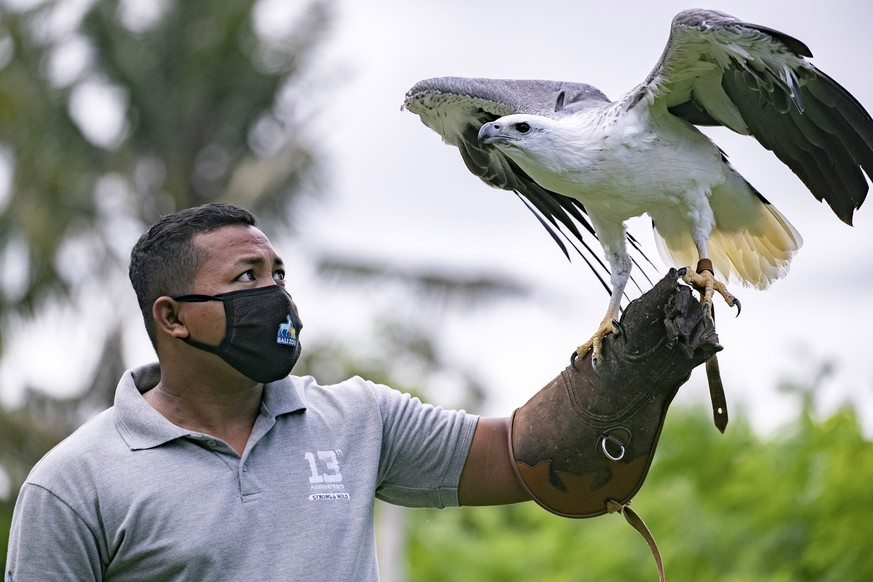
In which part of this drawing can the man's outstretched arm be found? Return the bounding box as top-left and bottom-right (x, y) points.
(457, 270), (722, 512)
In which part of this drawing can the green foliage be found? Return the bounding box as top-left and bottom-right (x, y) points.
(405, 404), (873, 581)
(0, 0), (330, 324)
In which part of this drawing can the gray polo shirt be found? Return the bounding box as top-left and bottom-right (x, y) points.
(5, 363), (478, 581)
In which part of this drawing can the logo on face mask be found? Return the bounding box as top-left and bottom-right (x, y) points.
(277, 315), (298, 346)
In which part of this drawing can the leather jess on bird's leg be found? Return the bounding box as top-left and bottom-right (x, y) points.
(509, 269), (722, 518)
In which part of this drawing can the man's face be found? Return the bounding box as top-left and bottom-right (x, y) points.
(177, 224), (287, 347)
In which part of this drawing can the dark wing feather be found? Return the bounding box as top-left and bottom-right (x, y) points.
(404, 76), (653, 294)
(634, 8), (872, 224)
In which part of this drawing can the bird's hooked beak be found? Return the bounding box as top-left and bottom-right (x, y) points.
(477, 122), (503, 145)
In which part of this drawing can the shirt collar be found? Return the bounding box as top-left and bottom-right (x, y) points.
(113, 362), (307, 451)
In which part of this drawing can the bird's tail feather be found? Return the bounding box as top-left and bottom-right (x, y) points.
(653, 188), (802, 289)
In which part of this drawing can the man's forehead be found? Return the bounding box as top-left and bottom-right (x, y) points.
(193, 224), (280, 261)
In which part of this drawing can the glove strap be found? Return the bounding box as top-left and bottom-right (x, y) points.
(606, 500), (665, 582)
(695, 258), (729, 433)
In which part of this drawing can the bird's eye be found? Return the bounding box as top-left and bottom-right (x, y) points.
(515, 122), (531, 134)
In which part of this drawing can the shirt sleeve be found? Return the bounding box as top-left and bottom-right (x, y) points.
(372, 385), (479, 509)
(5, 483), (103, 581)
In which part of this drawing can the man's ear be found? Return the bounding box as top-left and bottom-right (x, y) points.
(152, 297), (189, 339)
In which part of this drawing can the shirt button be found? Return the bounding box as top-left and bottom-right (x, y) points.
(242, 464), (248, 472)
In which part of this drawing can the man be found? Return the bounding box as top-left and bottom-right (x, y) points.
(5, 203), (528, 580)
(7, 203), (718, 581)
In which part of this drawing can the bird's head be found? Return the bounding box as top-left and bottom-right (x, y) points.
(477, 115), (547, 151)
(478, 114), (574, 176)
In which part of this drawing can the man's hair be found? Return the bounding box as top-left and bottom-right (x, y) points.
(129, 203), (257, 347)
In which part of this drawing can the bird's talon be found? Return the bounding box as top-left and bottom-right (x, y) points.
(575, 314), (618, 372)
(572, 341), (594, 369)
(590, 342), (602, 370)
(681, 265), (741, 320)
(612, 319), (624, 337)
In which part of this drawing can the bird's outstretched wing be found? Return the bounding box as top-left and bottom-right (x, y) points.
(403, 77), (654, 295)
(631, 8), (873, 224)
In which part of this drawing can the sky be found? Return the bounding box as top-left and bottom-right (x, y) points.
(2, 0), (871, 437)
(289, 0), (873, 434)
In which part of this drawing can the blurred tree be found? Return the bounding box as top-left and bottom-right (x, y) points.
(0, 0), (332, 553)
(0, 0), (329, 334)
(0, 0), (530, 563)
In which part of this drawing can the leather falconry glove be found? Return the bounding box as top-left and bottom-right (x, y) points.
(510, 269), (722, 581)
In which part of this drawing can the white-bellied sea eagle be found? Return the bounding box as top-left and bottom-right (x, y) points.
(403, 8), (871, 370)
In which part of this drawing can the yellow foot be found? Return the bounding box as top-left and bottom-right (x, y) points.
(680, 265), (741, 318)
(574, 316), (620, 369)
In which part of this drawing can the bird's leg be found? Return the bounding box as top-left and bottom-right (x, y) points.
(680, 258), (741, 318)
(575, 225), (630, 369)
(680, 250), (734, 433)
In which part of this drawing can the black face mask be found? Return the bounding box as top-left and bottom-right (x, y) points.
(172, 285), (302, 383)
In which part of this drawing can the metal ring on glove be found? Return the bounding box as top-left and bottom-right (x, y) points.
(600, 434), (626, 461)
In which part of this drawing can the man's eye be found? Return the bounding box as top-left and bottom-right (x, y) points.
(273, 270), (286, 282)
(237, 270), (256, 282)
(515, 122), (531, 134)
